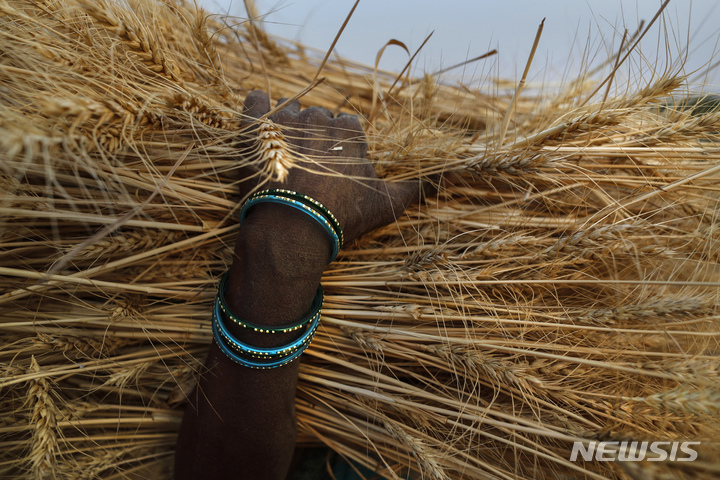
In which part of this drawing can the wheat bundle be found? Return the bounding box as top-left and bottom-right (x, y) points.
(1, 0), (719, 479)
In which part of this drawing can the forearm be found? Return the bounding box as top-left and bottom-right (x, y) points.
(175, 205), (329, 480)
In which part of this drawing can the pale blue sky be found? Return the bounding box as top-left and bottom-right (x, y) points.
(200, 0), (720, 89)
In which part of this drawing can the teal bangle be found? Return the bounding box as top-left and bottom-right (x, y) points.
(211, 293), (322, 368)
(217, 272), (321, 334)
(261, 189), (344, 248)
(212, 314), (313, 369)
(239, 190), (343, 263)
(213, 292), (321, 357)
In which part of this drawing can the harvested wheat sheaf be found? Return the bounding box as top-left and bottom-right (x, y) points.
(1, 0), (719, 479)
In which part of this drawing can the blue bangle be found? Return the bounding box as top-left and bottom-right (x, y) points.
(260, 189), (344, 248)
(213, 293), (321, 357)
(239, 191), (341, 263)
(211, 291), (322, 368)
(212, 315), (313, 369)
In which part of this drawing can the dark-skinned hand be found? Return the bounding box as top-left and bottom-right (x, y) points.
(238, 89), (421, 246)
(175, 91), (423, 480)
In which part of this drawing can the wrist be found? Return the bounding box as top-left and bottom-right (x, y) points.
(225, 203), (329, 336)
(235, 202), (331, 278)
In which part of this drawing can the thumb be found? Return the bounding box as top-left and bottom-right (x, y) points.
(375, 179), (424, 229)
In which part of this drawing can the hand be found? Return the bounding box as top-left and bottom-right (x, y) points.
(239, 90), (422, 245)
(175, 91), (425, 480)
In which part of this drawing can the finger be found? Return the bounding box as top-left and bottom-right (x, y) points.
(422, 173), (445, 199)
(241, 90), (271, 127)
(276, 98), (301, 115)
(295, 107), (334, 157)
(337, 112), (361, 119)
(300, 107), (334, 125)
(377, 179), (423, 227)
(269, 100), (303, 148)
(330, 114), (367, 159)
(331, 114), (364, 138)
(313, 106), (334, 118)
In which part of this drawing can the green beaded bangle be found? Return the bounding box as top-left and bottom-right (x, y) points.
(217, 272), (322, 334)
(211, 279), (323, 369)
(212, 311), (315, 369)
(213, 294), (321, 358)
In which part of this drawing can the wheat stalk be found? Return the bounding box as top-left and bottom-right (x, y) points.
(256, 118), (295, 182)
(1, 0), (719, 478)
(81, 0), (183, 84)
(25, 357), (60, 480)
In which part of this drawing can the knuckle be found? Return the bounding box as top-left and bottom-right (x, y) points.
(299, 107), (332, 125)
(246, 89), (268, 101)
(333, 115), (365, 138)
(335, 113), (361, 126)
(269, 110), (295, 126)
(277, 98), (300, 112)
(244, 90), (269, 110)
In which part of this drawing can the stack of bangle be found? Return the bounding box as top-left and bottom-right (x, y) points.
(213, 190), (342, 369)
(212, 275), (323, 369)
(239, 189), (343, 263)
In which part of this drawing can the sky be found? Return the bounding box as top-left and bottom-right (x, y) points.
(199, 0), (720, 91)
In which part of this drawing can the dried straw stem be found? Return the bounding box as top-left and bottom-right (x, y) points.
(1, 0), (719, 478)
